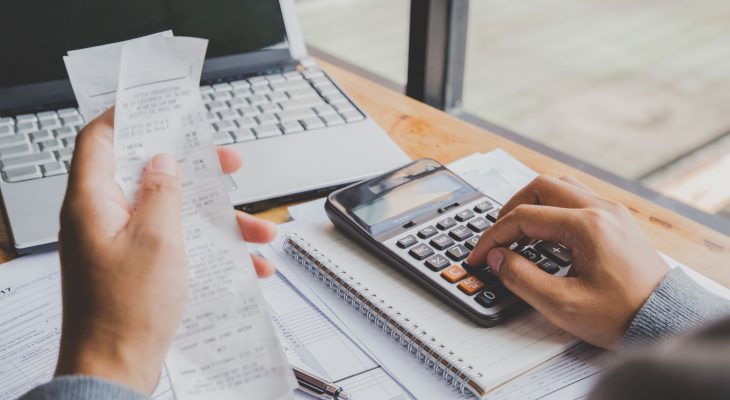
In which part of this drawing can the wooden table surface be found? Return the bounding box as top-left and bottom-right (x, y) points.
(2, 59), (728, 288)
(259, 60), (730, 288)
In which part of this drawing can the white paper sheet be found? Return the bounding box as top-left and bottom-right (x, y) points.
(64, 35), (295, 400)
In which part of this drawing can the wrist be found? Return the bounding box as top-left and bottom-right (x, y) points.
(55, 328), (162, 394)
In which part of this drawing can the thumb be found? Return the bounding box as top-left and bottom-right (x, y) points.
(488, 248), (567, 309)
(129, 154), (182, 232)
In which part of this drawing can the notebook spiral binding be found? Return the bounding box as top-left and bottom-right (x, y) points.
(283, 233), (486, 397)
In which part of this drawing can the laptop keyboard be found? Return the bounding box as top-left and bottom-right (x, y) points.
(0, 68), (364, 183)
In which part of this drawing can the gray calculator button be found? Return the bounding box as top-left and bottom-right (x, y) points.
(474, 201), (494, 213)
(436, 217), (456, 230)
(446, 244), (470, 261)
(486, 208), (500, 222)
(4, 165), (42, 182)
(430, 234), (454, 250)
(408, 244), (434, 260)
(455, 209), (474, 221)
(417, 225), (438, 239)
(519, 248), (541, 263)
(396, 235), (417, 249)
(465, 236), (480, 250)
(449, 226), (473, 241)
(467, 217), (491, 232)
(424, 255), (449, 271)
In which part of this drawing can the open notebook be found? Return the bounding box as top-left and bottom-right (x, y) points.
(277, 221), (576, 399)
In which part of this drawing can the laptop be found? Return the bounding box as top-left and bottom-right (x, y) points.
(0, 0), (410, 254)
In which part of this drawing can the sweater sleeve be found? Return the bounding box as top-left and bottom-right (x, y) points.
(17, 376), (150, 400)
(622, 267), (730, 347)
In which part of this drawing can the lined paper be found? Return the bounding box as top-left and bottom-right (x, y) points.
(281, 221), (575, 396)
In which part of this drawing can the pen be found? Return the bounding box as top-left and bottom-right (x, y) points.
(293, 366), (352, 400)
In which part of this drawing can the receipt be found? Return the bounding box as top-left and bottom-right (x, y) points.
(65, 35), (295, 400)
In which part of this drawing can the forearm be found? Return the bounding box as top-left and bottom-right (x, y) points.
(622, 267), (730, 346)
(18, 376), (149, 400)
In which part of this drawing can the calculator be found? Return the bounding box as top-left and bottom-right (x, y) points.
(325, 158), (572, 327)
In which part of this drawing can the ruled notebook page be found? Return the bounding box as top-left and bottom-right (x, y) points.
(286, 222), (576, 395)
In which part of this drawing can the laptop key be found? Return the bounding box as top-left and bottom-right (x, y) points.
(199, 85), (215, 95)
(253, 124), (282, 139)
(0, 143), (33, 159)
(259, 103), (280, 115)
(0, 117), (15, 127)
(56, 147), (75, 162)
(256, 114), (278, 125)
(230, 79), (250, 90)
(322, 114), (345, 127)
(62, 115), (84, 127)
(1, 152), (55, 170)
(57, 108), (79, 118)
(267, 92), (288, 103)
(16, 122), (38, 134)
(16, 114), (37, 123)
(213, 91), (233, 101)
(38, 139), (63, 152)
(340, 109), (365, 123)
(29, 130), (53, 142)
(280, 121), (304, 134)
(54, 126), (77, 140)
(280, 98), (322, 111)
(206, 101), (227, 113)
(313, 104), (336, 116)
(231, 128), (256, 142)
(287, 87), (319, 99)
(213, 120), (235, 132)
(0, 126), (14, 136)
(278, 109), (317, 123)
(0, 135), (29, 149)
(212, 131), (234, 145)
(40, 119), (61, 130)
(213, 83), (232, 92)
(41, 161), (67, 177)
(217, 110), (238, 121)
(300, 117), (325, 130)
(248, 95), (269, 106)
(232, 87), (252, 98)
(4, 165), (42, 182)
(235, 117), (257, 129)
(237, 106), (261, 117)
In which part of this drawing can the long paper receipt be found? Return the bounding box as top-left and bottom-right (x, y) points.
(64, 35), (295, 400)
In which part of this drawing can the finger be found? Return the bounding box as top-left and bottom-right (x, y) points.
(236, 211), (277, 243)
(467, 204), (582, 267)
(216, 147), (242, 174)
(486, 248), (571, 310)
(499, 175), (598, 219)
(128, 154), (182, 233)
(67, 107), (115, 193)
(559, 175), (594, 193)
(252, 254), (276, 278)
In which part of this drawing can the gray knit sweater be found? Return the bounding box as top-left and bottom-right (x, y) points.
(19, 269), (730, 400)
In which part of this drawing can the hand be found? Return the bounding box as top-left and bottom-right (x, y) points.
(54, 108), (277, 393)
(466, 175), (670, 349)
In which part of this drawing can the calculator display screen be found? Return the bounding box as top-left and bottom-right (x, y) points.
(352, 174), (464, 226)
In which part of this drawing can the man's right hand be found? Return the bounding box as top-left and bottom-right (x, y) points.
(466, 175), (671, 349)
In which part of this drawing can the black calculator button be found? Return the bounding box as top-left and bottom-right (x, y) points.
(446, 244), (470, 261)
(474, 201), (494, 214)
(424, 254), (450, 271)
(519, 247), (541, 263)
(417, 225), (438, 239)
(537, 259), (560, 274)
(475, 268), (500, 287)
(461, 260), (482, 275)
(409, 244), (434, 260)
(467, 217), (490, 232)
(486, 209), (501, 222)
(436, 217), (456, 230)
(475, 289), (501, 308)
(449, 226), (473, 241)
(455, 209), (474, 221)
(396, 235), (418, 249)
(430, 234), (454, 250)
(535, 241), (572, 267)
(465, 236), (480, 250)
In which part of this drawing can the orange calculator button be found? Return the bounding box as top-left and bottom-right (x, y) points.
(441, 265), (467, 283)
(457, 276), (485, 295)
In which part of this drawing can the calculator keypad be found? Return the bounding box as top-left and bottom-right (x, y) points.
(386, 198), (573, 319)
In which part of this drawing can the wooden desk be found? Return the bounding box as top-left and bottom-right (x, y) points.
(259, 60), (730, 288)
(2, 60), (728, 288)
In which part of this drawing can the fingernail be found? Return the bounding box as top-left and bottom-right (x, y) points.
(149, 154), (177, 177)
(487, 249), (504, 275)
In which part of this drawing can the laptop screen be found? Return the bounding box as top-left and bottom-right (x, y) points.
(0, 0), (288, 89)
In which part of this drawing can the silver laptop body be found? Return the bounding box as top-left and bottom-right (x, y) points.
(0, 0), (409, 253)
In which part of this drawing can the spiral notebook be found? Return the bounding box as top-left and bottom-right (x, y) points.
(278, 221), (577, 399)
